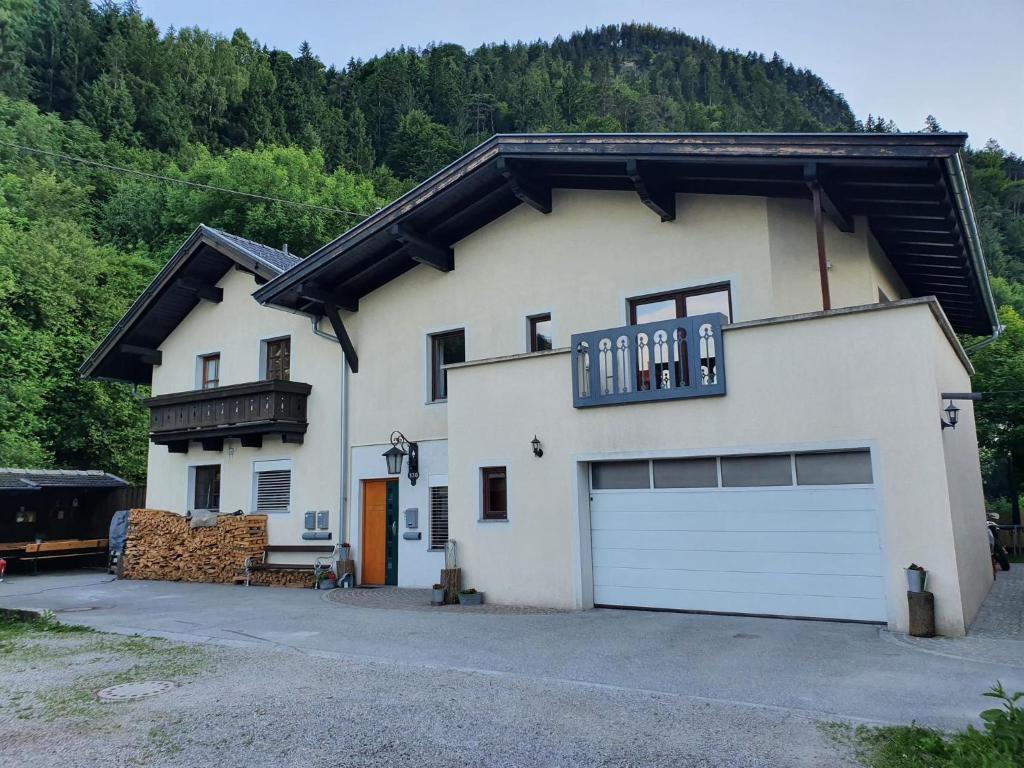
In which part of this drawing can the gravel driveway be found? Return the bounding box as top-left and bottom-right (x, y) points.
(3, 571), (1024, 767)
(1, 613), (853, 768)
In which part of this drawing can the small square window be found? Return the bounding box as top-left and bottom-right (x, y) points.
(431, 330), (465, 402)
(529, 314), (552, 352)
(481, 467), (507, 521)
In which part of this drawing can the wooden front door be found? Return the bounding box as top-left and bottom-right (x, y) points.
(362, 479), (398, 585)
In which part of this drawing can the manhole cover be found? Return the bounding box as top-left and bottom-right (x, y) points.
(96, 681), (178, 702)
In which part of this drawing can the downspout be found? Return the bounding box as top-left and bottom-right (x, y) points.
(308, 315), (349, 546)
(944, 152), (1003, 354)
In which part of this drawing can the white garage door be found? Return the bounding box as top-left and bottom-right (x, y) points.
(589, 451), (886, 622)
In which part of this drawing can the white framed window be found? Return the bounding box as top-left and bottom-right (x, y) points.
(429, 486), (448, 551)
(188, 464), (221, 512)
(195, 352), (220, 390)
(252, 459), (292, 513)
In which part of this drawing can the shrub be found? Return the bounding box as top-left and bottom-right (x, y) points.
(848, 683), (1024, 767)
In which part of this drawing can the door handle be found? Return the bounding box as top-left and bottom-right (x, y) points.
(391, 521), (398, 536)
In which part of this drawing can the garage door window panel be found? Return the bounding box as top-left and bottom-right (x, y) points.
(592, 461), (651, 490)
(796, 451), (873, 485)
(720, 455), (793, 487)
(653, 458), (718, 488)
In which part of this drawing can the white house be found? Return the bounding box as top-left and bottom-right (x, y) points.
(84, 133), (1000, 636)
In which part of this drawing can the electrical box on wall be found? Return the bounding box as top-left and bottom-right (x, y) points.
(317, 510), (329, 530)
(404, 507), (418, 529)
(304, 511), (316, 530)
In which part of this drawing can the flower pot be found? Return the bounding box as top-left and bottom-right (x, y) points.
(458, 591), (483, 606)
(905, 568), (926, 593)
(431, 588), (445, 605)
(319, 578), (337, 590)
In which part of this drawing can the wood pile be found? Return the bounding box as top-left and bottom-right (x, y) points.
(248, 569), (314, 589)
(121, 508), (267, 583)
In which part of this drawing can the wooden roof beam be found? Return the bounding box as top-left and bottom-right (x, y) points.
(175, 277), (223, 303)
(496, 157), (552, 214)
(389, 224), (454, 272)
(296, 283), (359, 312)
(322, 302), (359, 373)
(804, 163), (853, 233)
(625, 159), (676, 222)
(119, 344), (162, 366)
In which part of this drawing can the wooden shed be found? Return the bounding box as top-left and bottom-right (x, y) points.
(0, 468), (143, 570)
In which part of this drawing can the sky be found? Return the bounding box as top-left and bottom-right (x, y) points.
(137, 0), (1023, 153)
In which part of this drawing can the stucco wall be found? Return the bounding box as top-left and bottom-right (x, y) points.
(446, 302), (977, 634)
(146, 268), (343, 556)
(345, 190), (889, 453)
(930, 319), (991, 626)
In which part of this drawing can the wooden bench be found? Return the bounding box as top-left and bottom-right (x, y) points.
(239, 544), (335, 586)
(23, 539), (108, 573)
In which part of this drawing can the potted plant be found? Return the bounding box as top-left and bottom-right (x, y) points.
(458, 588), (484, 606)
(905, 563), (927, 592)
(317, 570), (338, 590)
(431, 583), (445, 605)
(338, 542), (352, 561)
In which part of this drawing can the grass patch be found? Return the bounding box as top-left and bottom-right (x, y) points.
(827, 684), (1024, 767)
(0, 610), (213, 724)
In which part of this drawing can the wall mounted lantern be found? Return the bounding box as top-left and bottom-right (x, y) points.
(383, 430), (419, 485)
(940, 400), (961, 431)
(531, 435), (544, 458)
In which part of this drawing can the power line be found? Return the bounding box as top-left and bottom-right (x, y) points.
(0, 139), (373, 219)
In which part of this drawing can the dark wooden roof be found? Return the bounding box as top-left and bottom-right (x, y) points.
(255, 133), (997, 337)
(81, 226), (299, 384)
(0, 468), (127, 492)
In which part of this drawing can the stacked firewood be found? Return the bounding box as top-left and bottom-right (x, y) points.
(121, 508), (267, 583)
(248, 569), (314, 588)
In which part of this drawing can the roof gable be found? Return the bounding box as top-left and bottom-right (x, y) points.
(81, 226), (299, 384)
(254, 132), (997, 337)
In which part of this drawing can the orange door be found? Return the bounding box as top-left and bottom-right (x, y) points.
(362, 480), (388, 584)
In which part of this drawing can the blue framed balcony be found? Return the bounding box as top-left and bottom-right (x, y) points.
(570, 313), (727, 408)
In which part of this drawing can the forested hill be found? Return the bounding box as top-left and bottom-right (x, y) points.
(3, 7), (856, 174)
(0, 2), (1022, 497)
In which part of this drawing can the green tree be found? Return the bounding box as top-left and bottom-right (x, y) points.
(972, 307), (1024, 525)
(384, 109), (460, 181)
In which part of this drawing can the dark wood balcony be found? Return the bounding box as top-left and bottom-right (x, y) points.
(144, 379), (312, 452)
(571, 313), (727, 408)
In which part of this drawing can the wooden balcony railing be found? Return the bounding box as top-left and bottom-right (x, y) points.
(144, 379), (312, 452)
(570, 313), (727, 408)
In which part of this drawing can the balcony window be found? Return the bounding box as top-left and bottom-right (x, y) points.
(199, 353), (220, 390)
(629, 284), (732, 324)
(431, 330), (465, 402)
(264, 337), (291, 381)
(529, 313), (553, 352)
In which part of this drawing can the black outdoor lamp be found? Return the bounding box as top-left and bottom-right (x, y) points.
(383, 430), (419, 485)
(941, 400), (961, 430)
(531, 435), (544, 458)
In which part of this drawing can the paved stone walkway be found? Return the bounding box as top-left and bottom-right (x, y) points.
(969, 567), (1024, 640)
(325, 585), (564, 614)
(883, 567), (1024, 668)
